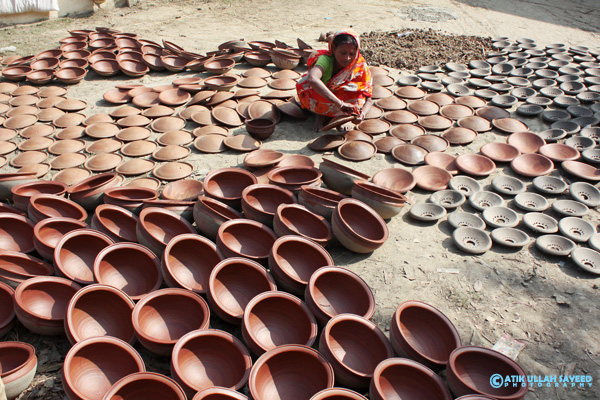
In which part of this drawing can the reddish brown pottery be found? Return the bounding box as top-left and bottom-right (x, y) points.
(136, 207), (196, 257)
(33, 217), (88, 261)
(103, 372), (187, 400)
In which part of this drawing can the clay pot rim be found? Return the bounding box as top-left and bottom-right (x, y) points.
(62, 336), (146, 400)
(12, 180), (68, 198)
(311, 388), (367, 399)
(65, 283), (135, 344)
(138, 207), (196, 246)
(249, 344), (335, 398)
(54, 228), (115, 284)
(299, 185), (347, 205)
(353, 180), (408, 203)
(243, 290), (318, 354)
(104, 186), (159, 202)
(0, 281), (15, 329)
(242, 183), (296, 212)
(196, 195), (243, 221)
(0, 213), (36, 251)
(204, 167), (258, 200)
(193, 387), (248, 399)
(131, 288), (210, 345)
(307, 266), (375, 320)
(93, 204), (139, 239)
(371, 357), (449, 398)
(0, 251), (53, 281)
(104, 372), (187, 400)
(14, 276), (82, 322)
(448, 345), (529, 399)
(67, 171), (120, 195)
(271, 235), (334, 285)
(0, 341), (35, 378)
(0, 172), (37, 182)
(172, 328), (252, 391)
(321, 158), (369, 179)
(33, 216), (87, 248)
(336, 198), (389, 244)
(276, 203), (333, 242)
(393, 300), (462, 365)
(267, 166), (323, 185)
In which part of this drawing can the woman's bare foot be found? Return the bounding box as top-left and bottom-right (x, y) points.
(313, 114), (327, 132)
(337, 121), (355, 132)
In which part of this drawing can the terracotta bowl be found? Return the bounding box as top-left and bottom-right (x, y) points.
(332, 198), (389, 253)
(32, 217), (88, 261)
(216, 218), (277, 266)
(241, 184), (296, 226)
(311, 388), (368, 400)
(62, 336), (146, 400)
(136, 207), (196, 257)
(65, 284), (135, 345)
(319, 314), (394, 388)
(14, 276), (82, 335)
(0, 281), (15, 336)
(207, 257), (277, 324)
(204, 168), (258, 210)
(350, 180), (407, 219)
(510, 153), (554, 177)
(132, 288), (210, 356)
(193, 196), (243, 240)
(0, 341), (37, 400)
(103, 186), (159, 214)
(90, 204), (139, 243)
(506, 131), (546, 153)
(306, 266), (375, 325)
(93, 242), (162, 301)
(268, 235), (334, 295)
(162, 179), (204, 201)
(0, 251), (53, 288)
(28, 193), (88, 223)
(103, 372), (187, 400)
(0, 172), (38, 201)
(297, 185), (347, 221)
(447, 346), (528, 399)
(171, 329), (252, 397)
(455, 154), (496, 176)
(11, 180), (68, 211)
(390, 300), (461, 371)
(249, 345), (335, 400)
(242, 291), (318, 355)
(192, 387), (248, 400)
(273, 203), (333, 247)
(413, 165), (452, 191)
(371, 168), (416, 194)
(370, 358), (452, 400)
(68, 171), (123, 209)
(479, 142), (520, 162)
(0, 213), (36, 254)
(319, 158), (370, 195)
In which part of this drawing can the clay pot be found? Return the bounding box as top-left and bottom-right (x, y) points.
(103, 372), (187, 400)
(93, 242), (162, 301)
(193, 387), (248, 399)
(62, 336), (146, 400)
(90, 204), (139, 242)
(65, 284), (135, 345)
(0, 281), (15, 336)
(241, 184), (296, 226)
(193, 196), (243, 240)
(245, 118), (276, 140)
(242, 291), (318, 355)
(278, 154), (315, 168)
(243, 149), (285, 170)
(67, 171), (122, 210)
(0, 213), (36, 254)
(54, 229), (115, 285)
(447, 346), (528, 399)
(319, 314), (394, 388)
(305, 266), (375, 325)
(104, 186), (159, 214)
(28, 193), (87, 223)
(203, 168), (258, 210)
(249, 345), (335, 400)
(14, 276), (81, 335)
(32, 217), (87, 261)
(273, 204), (333, 246)
(207, 257), (277, 324)
(132, 288), (210, 355)
(162, 179), (204, 201)
(0, 341), (37, 400)
(0, 251), (53, 288)
(268, 166), (322, 193)
(390, 300), (462, 371)
(216, 218), (278, 267)
(332, 198), (389, 253)
(136, 207), (196, 257)
(297, 186), (347, 220)
(171, 329), (252, 397)
(370, 358), (453, 400)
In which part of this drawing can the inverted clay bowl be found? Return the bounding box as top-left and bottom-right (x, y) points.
(0, 341), (37, 400)
(216, 218), (277, 266)
(249, 345), (334, 400)
(242, 291), (318, 355)
(241, 184), (296, 226)
(62, 336), (146, 400)
(132, 288), (210, 356)
(90, 204), (139, 243)
(319, 314), (394, 389)
(447, 346), (528, 399)
(136, 207), (196, 257)
(207, 257), (277, 324)
(350, 180), (407, 219)
(370, 358), (453, 400)
(204, 168), (258, 210)
(93, 242), (162, 301)
(390, 300), (461, 371)
(332, 198), (389, 253)
(103, 372), (187, 400)
(28, 193), (88, 223)
(0, 213), (36, 254)
(193, 387), (248, 400)
(273, 203), (333, 247)
(171, 329), (252, 397)
(65, 282), (135, 346)
(14, 276), (82, 335)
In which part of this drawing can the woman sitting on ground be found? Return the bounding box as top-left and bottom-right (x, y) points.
(296, 29), (374, 131)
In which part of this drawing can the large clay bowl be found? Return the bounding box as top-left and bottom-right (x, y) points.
(273, 204), (333, 247)
(370, 358), (452, 400)
(306, 266), (375, 325)
(204, 168), (258, 210)
(193, 196), (243, 241)
(65, 284), (135, 345)
(447, 346), (528, 399)
(297, 186), (347, 220)
(413, 165), (452, 191)
(62, 336), (146, 400)
(90, 204), (139, 243)
(267, 166), (323, 193)
(193, 387), (248, 399)
(93, 242), (162, 301)
(249, 345), (335, 400)
(506, 131), (546, 154)
(207, 257), (277, 324)
(0, 251), (53, 288)
(0, 341), (37, 400)
(0, 213), (36, 254)
(53, 229), (114, 285)
(136, 207), (196, 257)
(216, 218), (277, 266)
(67, 172), (122, 210)
(171, 329), (252, 397)
(510, 153), (554, 177)
(241, 184), (296, 226)
(455, 154), (496, 176)
(319, 314), (394, 389)
(11, 180), (68, 211)
(371, 168), (416, 194)
(311, 388), (367, 400)
(562, 160), (600, 181)
(479, 142), (520, 162)
(162, 179), (204, 201)
(242, 291), (318, 355)
(390, 300), (461, 371)
(0, 281), (15, 336)
(132, 288), (210, 356)
(332, 198), (389, 253)
(28, 193), (88, 223)
(103, 372), (187, 400)
(33, 217), (88, 261)
(268, 235), (334, 295)
(14, 276), (82, 335)
(350, 180), (407, 219)
(319, 158), (370, 195)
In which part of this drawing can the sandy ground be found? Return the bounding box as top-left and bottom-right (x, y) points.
(1, 0), (600, 399)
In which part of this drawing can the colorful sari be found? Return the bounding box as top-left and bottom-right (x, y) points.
(296, 29), (373, 117)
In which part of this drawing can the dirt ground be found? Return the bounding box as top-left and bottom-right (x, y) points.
(1, 0), (600, 399)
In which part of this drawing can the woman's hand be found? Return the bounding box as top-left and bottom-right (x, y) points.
(338, 101), (356, 115)
(352, 112), (365, 124)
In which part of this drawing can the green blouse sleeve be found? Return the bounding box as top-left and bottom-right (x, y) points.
(314, 55), (334, 84)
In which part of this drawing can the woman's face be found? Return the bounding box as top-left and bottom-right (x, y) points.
(333, 43), (358, 68)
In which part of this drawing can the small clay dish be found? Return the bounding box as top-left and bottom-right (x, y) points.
(413, 165), (452, 191)
(506, 131), (546, 153)
(510, 153), (554, 177)
(562, 160), (600, 181)
(558, 216), (595, 242)
(244, 149), (286, 169)
(389, 124), (426, 141)
(136, 207), (196, 257)
(391, 144), (428, 165)
(569, 182), (600, 207)
(457, 116), (491, 132)
(571, 247), (600, 275)
(268, 166), (322, 193)
(429, 189), (466, 209)
(468, 190), (503, 211)
(536, 234), (576, 256)
(115, 126), (150, 142)
(522, 212), (558, 234)
(552, 199), (589, 217)
(371, 168), (415, 194)
(338, 140), (377, 161)
(194, 134), (227, 153)
(447, 211), (486, 230)
(491, 176), (526, 195)
(411, 135), (449, 152)
(161, 179), (203, 202)
(455, 154), (496, 176)
(491, 227), (530, 247)
(514, 192), (549, 212)
(479, 142), (520, 162)
(424, 152), (459, 175)
(150, 116), (186, 132)
(441, 127), (477, 145)
(482, 206), (519, 228)
(223, 135), (261, 152)
(452, 227), (492, 254)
